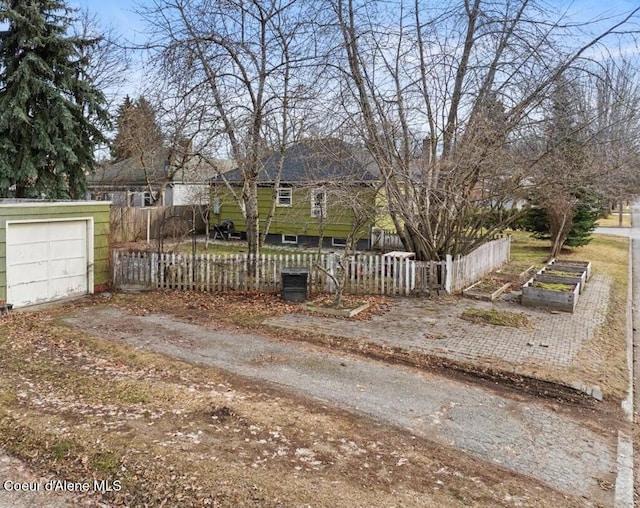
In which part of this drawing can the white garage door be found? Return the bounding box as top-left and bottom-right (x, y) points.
(7, 220), (89, 307)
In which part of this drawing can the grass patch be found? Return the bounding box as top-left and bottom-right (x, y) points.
(507, 231), (549, 267)
(597, 214), (631, 227)
(51, 439), (75, 461)
(91, 451), (121, 475)
(114, 381), (152, 404)
(160, 240), (312, 256)
(460, 308), (531, 328)
(2, 357), (153, 406)
(231, 311), (270, 327)
(571, 234), (629, 400)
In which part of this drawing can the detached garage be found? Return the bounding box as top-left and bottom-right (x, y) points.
(0, 201), (110, 308)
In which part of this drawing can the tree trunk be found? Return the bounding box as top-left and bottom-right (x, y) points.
(550, 212), (569, 258)
(244, 179), (260, 276)
(619, 200), (624, 226)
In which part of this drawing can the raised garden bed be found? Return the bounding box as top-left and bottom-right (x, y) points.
(463, 279), (511, 301)
(521, 277), (580, 313)
(535, 267), (587, 294)
(549, 258), (592, 280)
(494, 263), (535, 283)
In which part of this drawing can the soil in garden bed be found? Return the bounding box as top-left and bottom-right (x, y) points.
(467, 276), (510, 293)
(531, 281), (575, 291)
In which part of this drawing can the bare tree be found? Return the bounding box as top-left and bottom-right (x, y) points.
(295, 137), (381, 306)
(525, 60), (640, 254)
(589, 60), (640, 223)
(141, 0), (319, 261)
(323, 0), (640, 260)
(184, 181), (213, 249)
(315, 180), (380, 307)
(72, 8), (131, 111)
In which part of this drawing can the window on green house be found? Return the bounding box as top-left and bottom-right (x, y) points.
(276, 187), (292, 207)
(282, 234), (298, 244)
(143, 191), (156, 207)
(311, 189), (326, 218)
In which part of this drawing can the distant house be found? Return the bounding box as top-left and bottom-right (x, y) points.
(88, 146), (233, 207)
(211, 138), (385, 249)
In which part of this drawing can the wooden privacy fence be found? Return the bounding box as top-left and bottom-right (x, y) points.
(110, 206), (206, 244)
(112, 236), (510, 297)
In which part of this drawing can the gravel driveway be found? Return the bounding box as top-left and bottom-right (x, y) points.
(65, 306), (618, 506)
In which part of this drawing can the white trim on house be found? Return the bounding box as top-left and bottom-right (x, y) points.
(282, 234), (298, 244)
(0, 201), (110, 208)
(276, 187), (292, 207)
(311, 189), (327, 218)
(332, 237), (347, 247)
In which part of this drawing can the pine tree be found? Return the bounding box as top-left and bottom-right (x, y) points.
(523, 192), (599, 251)
(526, 77), (598, 256)
(0, 0), (109, 199)
(111, 96), (164, 162)
(562, 190), (599, 248)
(111, 95), (133, 161)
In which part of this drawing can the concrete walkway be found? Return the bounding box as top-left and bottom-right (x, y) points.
(595, 226), (631, 238)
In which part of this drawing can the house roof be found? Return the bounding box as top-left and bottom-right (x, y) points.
(89, 149), (234, 187)
(221, 139), (379, 183)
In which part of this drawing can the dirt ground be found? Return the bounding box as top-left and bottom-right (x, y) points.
(0, 291), (621, 507)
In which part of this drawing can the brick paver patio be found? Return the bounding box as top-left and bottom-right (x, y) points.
(264, 274), (611, 387)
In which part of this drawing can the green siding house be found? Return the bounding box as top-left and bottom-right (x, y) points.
(0, 201), (110, 307)
(211, 139), (383, 249)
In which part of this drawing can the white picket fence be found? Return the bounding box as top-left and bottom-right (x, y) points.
(445, 236), (511, 292)
(370, 227), (405, 252)
(113, 251), (430, 296)
(112, 236), (510, 296)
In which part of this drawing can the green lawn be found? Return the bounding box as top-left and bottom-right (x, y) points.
(169, 239), (317, 256)
(508, 231), (550, 268)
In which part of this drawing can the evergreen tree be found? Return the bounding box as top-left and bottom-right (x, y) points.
(523, 191), (599, 251)
(564, 198), (598, 248)
(110, 95), (133, 161)
(111, 96), (163, 162)
(527, 77), (597, 256)
(0, 0), (109, 199)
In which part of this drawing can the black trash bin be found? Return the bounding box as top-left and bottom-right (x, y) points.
(281, 267), (309, 302)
